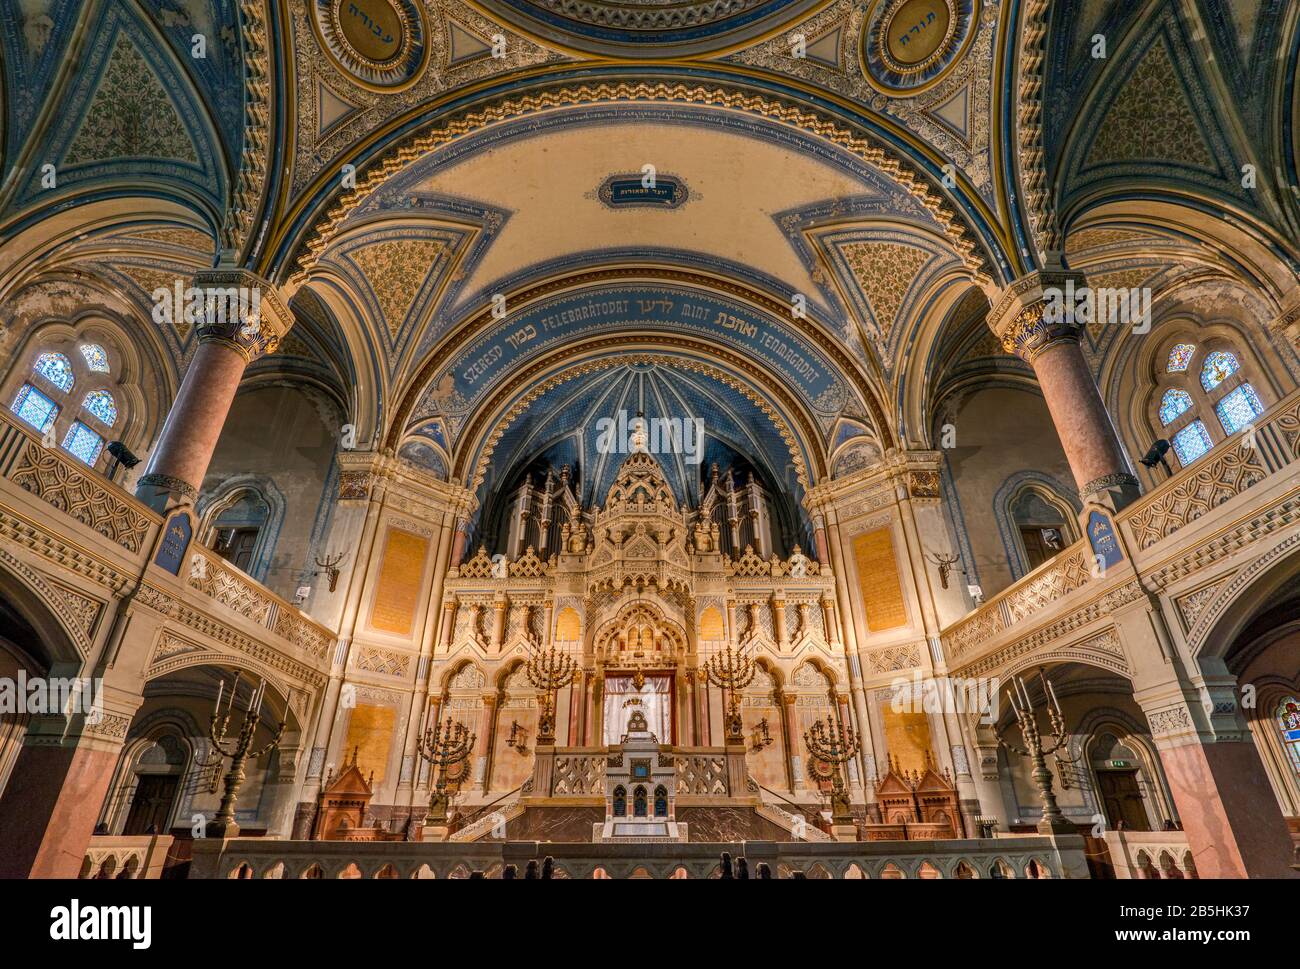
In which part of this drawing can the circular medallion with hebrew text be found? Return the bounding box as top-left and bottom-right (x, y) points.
(312, 0), (429, 90)
(861, 0), (977, 94)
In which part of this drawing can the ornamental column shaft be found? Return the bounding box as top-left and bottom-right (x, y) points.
(989, 271), (1139, 509)
(137, 269), (292, 509)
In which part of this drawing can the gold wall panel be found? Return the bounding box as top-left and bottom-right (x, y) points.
(698, 606), (724, 641)
(369, 526), (428, 635)
(555, 606), (582, 642)
(852, 528), (907, 630)
(882, 705), (932, 774)
(343, 703), (397, 785)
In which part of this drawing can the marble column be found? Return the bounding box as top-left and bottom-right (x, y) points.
(136, 269), (292, 510)
(988, 271), (1139, 510)
(0, 712), (134, 878)
(1140, 691), (1296, 878)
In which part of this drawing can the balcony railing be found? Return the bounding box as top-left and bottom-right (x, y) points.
(941, 387), (1300, 668)
(189, 833), (1088, 879)
(0, 410), (335, 666)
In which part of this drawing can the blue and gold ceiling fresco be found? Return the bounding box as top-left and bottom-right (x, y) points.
(2, 0), (1297, 541)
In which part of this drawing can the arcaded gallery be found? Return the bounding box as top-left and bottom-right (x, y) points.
(0, 0), (1298, 889)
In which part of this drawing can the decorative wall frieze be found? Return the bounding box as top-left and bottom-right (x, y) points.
(352, 645), (413, 678)
(867, 642), (924, 674)
(0, 509), (134, 594)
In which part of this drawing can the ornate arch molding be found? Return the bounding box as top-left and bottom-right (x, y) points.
(460, 346), (821, 499)
(0, 549), (94, 666)
(141, 651), (304, 731)
(1186, 531), (1300, 660)
(993, 470), (1081, 581)
(195, 474), (288, 584)
(219, 0), (274, 259)
(276, 79), (994, 286)
(593, 601), (689, 661)
(390, 268), (894, 480)
(995, 635), (1133, 682)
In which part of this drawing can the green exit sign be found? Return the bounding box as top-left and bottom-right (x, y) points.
(1109, 760), (1130, 768)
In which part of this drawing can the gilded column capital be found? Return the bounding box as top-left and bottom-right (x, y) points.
(986, 270), (1089, 364)
(192, 268), (293, 362)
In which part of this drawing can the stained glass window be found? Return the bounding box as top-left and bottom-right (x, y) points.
(79, 343), (109, 373)
(1171, 420), (1214, 467)
(11, 384), (59, 432)
(1215, 383), (1263, 435)
(1277, 697), (1300, 774)
(33, 351), (74, 392)
(1200, 350), (1240, 391)
(1159, 388), (1193, 426)
(81, 389), (117, 427)
(1166, 343), (1196, 373)
(61, 421), (104, 465)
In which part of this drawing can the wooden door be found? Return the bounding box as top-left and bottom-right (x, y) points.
(123, 774), (179, 836)
(1098, 770), (1149, 832)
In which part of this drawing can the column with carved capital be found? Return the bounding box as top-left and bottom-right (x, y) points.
(1113, 602), (1297, 877)
(0, 688), (142, 877)
(137, 269), (293, 510)
(989, 271), (1139, 509)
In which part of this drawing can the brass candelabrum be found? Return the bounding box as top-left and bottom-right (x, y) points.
(702, 642), (757, 743)
(524, 644), (577, 745)
(999, 669), (1076, 835)
(804, 715), (859, 825)
(417, 716), (475, 825)
(206, 673), (286, 838)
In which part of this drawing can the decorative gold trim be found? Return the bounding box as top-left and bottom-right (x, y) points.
(387, 266), (896, 463)
(289, 81), (987, 284)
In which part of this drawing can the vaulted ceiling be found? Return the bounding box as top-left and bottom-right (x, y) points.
(1, 0), (1297, 497)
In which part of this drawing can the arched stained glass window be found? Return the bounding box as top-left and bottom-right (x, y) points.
(33, 352), (74, 392)
(1200, 351), (1240, 392)
(61, 421), (104, 465)
(1166, 343), (1195, 373)
(1215, 384), (1263, 435)
(1277, 697), (1300, 774)
(11, 384), (59, 432)
(1171, 420), (1214, 467)
(1159, 388), (1193, 426)
(79, 344), (110, 373)
(82, 390), (117, 427)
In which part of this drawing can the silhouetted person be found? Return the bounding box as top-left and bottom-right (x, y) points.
(757, 863), (772, 879)
(502, 865), (517, 879)
(736, 857), (749, 879)
(719, 852), (734, 879)
(469, 870), (485, 879)
(541, 856), (554, 880)
(789, 869), (806, 879)
(525, 860), (539, 879)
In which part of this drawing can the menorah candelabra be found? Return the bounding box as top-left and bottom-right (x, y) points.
(524, 644), (577, 745)
(999, 669), (1076, 835)
(207, 673), (286, 838)
(417, 716), (475, 825)
(804, 716), (859, 825)
(702, 642), (757, 743)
